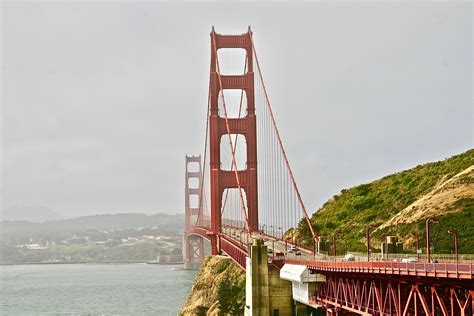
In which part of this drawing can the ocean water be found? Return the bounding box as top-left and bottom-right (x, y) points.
(0, 263), (196, 315)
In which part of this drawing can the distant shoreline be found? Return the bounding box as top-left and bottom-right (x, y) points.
(0, 260), (167, 265)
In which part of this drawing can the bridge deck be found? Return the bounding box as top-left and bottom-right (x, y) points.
(285, 259), (474, 280)
(187, 227), (474, 281)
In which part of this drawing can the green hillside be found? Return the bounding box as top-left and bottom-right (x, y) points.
(297, 149), (474, 254)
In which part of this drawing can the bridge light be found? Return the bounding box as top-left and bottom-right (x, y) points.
(426, 217), (439, 263)
(447, 228), (459, 264)
(366, 224), (376, 262)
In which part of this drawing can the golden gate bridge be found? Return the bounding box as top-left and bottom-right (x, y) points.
(183, 27), (473, 315)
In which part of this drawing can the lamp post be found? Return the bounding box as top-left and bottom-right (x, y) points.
(313, 236), (319, 256)
(333, 230), (341, 257)
(278, 227), (283, 240)
(272, 239), (275, 259)
(270, 225), (274, 238)
(380, 234), (387, 260)
(426, 217), (439, 263)
(293, 228), (297, 248)
(412, 232), (420, 261)
(448, 228), (459, 264)
(366, 224), (376, 261)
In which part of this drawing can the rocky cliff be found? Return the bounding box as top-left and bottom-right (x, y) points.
(180, 256), (245, 315)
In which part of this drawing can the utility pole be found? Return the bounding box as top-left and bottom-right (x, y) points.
(426, 217), (439, 263)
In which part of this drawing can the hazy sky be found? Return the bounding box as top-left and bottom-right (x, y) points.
(1, 1), (472, 218)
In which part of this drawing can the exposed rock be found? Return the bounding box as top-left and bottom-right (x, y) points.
(378, 165), (474, 229)
(180, 255), (245, 315)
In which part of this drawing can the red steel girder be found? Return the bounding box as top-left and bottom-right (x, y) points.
(315, 274), (473, 316)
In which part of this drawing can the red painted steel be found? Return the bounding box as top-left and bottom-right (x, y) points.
(187, 227), (247, 269)
(220, 235), (248, 269)
(187, 228), (474, 314)
(185, 29), (474, 316)
(316, 275), (473, 316)
(184, 155), (205, 267)
(209, 28), (258, 254)
(285, 259), (474, 280)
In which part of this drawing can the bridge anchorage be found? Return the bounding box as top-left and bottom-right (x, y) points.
(184, 27), (474, 315)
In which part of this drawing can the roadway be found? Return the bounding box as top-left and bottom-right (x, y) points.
(221, 226), (321, 261)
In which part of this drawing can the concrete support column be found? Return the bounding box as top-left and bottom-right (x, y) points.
(245, 239), (270, 316)
(245, 238), (292, 316)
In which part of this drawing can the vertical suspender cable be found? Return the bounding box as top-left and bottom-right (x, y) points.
(198, 83), (211, 227)
(251, 35), (318, 245)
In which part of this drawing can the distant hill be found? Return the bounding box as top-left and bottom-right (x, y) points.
(1, 206), (63, 222)
(0, 213), (184, 245)
(297, 149), (473, 253)
(0, 213), (184, 263)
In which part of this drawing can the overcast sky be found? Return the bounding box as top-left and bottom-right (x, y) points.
(1, 1), (472, 218)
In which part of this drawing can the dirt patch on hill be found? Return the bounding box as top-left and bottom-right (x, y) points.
(378, 165), (474, 230)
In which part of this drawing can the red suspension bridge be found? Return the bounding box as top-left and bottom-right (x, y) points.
(183, 28), (474, 316)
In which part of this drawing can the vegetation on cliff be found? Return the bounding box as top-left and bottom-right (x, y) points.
(180, 256), (245, 315)
(297, 149), (474, 253)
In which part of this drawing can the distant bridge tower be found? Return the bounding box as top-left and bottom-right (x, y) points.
(184, 155), (205, 269)
(209, 28), (258, 255)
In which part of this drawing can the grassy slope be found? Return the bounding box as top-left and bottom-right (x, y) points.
(298, 149), (473, 253)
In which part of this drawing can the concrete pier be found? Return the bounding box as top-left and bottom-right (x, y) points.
(245, 238), (292, 316)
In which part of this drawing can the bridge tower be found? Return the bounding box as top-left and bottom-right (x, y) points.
(209, 28), (258, 255)
(184, 155), (205, 269)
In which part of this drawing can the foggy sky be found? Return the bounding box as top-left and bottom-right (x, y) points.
(1, 1), (472, 218)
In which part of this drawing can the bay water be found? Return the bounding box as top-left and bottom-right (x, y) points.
(0, 263), (196, 315)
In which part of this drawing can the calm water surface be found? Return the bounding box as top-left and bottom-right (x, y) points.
(0, 263), (196, 315)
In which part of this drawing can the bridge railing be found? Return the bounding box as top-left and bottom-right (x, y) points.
(308, 252), (474, 264)
(220, 234), (248, 269)
(285, 258), (474, 279)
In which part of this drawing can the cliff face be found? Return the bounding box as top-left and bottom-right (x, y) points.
(180, 256), (245, 316)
